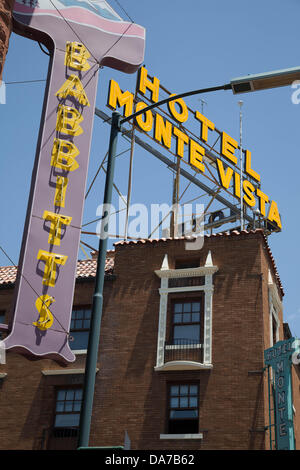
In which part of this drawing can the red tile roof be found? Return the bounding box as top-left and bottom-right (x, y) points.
(0, 230), (283, 296)
(0, 253), (115, 287)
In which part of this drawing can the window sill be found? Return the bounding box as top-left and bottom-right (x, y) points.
(160, 433), (203, 440)
(155, 361), (213, 371)
(72, 350), (87, 356)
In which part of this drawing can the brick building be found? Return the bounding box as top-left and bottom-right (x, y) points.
(0, 229), (299, 450)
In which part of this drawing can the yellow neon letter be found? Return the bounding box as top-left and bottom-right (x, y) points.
(107, 79), (134, 117)
(43, 211), (72, 246)
(37, 250), (68, 287)
(135, 101), (153, 132)
(65, 42), (91, 71)
(33, 295), (55, 331)
(138, 66), (160, 103)
(54, 176), (69, 208)
(216, 159), (233, 189)
(268, 201), (282, 229)
(51, 139), (80, 172)
(56, 105), (84, 137)
(195, 111), (215, 142)
(256, 188), (269, 217)
(167, 94), (189, 123)
(154, 114), (172, 149)
(189, 139), (205, 173)
(56, 75), (90, 107)
(221, 132), (238, 165)
(234, 171), (241, 198)
(245, 150), (260, 182)
(243, 179), (256, 207)
(173, 126), (189, 158)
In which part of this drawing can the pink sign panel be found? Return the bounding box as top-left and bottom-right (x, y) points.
(4, 0), (145, 363)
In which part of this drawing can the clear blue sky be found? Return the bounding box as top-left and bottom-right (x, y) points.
(1, 0), (300, 337)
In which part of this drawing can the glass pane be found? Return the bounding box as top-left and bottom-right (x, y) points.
(70, 331), (89, 350)
(66, 390), (75, 400)
(174, 314), (182, 324)
(180, 397), (188, 407)
(75, 310), (84, 319)
(84, 310), (91, 319)
(180, 385), (189, 396)
(192, 302), (201, 312)
(190, 385), (198, 395)
(56, 402), (64, 412)
(170, 385), (179, 396)
(55, 413), (80, 428)
(173, 303), (182, 313)
(75, 319), (82, 329)
(75, 389), (83, 400)
(183, 303), (191, 313)
(83, 319), (90, 329)
(191, 312), (200, 323)
(73, 401), (81, 412)
(183, 313), (191, 323)
(64, 402), (73, 412)
(57, 390), (66, 401)
(170, 410), (198, 419)
(189, 397), (198, 407)
(0, 314), (5, 323)
(174, 325), (200, 342)
(70, 320), (75, 329)
(170, 397), (179, 408)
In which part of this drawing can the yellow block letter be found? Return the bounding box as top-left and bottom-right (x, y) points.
(138, 66), (160, 103)
(195, 111), (215, 142)
(43, 211), (72, 246)
(135, 101), (153, 132)
(268, 201), (282, 229)
(221, 132), (238, 165)
(154, 114), (172, 149)
(168, 95), (189, 123)
(56, 105), (83, 137)
(37, 250), (68, 287)
(51, 139), (80, 172)
(54, 176), (69, 208)
(173, 126), (189, 158)
(107, 79), (134, 117)
(245, 150), (260, 182)
(216, 159), (233, 189)
(189, 139), (205, 173)
(56, 75), (90, 107)
(65, 42), (91, 71)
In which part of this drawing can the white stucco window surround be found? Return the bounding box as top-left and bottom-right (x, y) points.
(154, 251), (218, 371)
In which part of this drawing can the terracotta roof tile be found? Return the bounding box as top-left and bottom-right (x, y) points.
(0, 253), (115, 287)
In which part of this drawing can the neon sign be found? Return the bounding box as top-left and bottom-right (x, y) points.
(107, 67), (282, 230)
(4, 1), (145, 363)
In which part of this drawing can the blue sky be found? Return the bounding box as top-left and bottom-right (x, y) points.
(1, 0), (300, 337)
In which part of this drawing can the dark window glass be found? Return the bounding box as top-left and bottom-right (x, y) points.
(168, 384), (199, 434)
(54, 388), (83, 429)
(69, 308), (91, 350)
(172, 301), (201, 345)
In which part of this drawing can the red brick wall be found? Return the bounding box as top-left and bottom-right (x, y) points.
(0, 232), (298, 450)
(88, 233), (281, 450)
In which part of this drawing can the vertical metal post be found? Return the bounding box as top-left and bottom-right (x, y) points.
(78, 111), (121, 449)
(238, 100), (244, 230)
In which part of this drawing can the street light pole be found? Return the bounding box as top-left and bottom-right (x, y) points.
(78, 111), (122, 449)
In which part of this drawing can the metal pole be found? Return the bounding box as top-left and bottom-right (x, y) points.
(78, 111), (121, 449)
(238, 100), (244, 230)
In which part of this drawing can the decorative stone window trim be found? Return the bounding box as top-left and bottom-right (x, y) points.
(160, 433), (203, 440)
(154, 251), (218, 371)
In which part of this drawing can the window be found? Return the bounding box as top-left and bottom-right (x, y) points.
(70, 308), (91, 350)
(0, 311), (6, 340)
(175, 259), (199, 269)
(54, 388), (83, 430)
(171, 300), (202, 346)
(167, 384), (199, 434)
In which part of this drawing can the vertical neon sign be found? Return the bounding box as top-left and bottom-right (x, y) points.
(4, 1), (145, 362)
